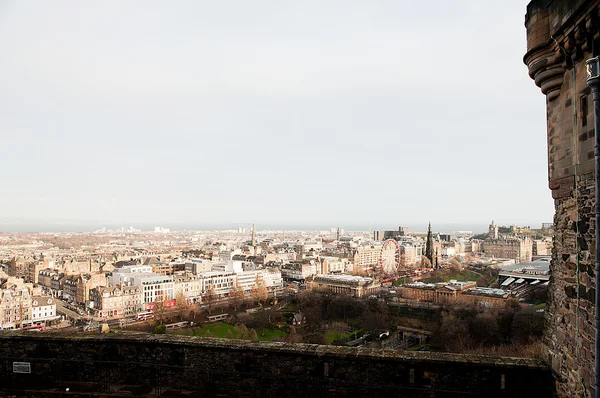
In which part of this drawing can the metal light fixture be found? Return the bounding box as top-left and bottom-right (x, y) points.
(587, 56), (600, 82)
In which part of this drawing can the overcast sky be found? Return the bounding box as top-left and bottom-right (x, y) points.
(0, 1), (553, 230)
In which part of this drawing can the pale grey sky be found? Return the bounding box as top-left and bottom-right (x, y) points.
(0, 1), (553, 230)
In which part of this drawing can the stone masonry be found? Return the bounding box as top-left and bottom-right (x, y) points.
(524, 1), (600, 396)
(0, 333), (555, 397)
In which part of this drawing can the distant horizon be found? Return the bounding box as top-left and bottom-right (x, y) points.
(0, 219), (550, 234)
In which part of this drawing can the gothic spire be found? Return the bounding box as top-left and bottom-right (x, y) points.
(425, 222), (433, 264)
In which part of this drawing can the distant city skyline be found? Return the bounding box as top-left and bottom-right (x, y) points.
(0, 217), (549, 234)
(0, 1), (553, 227)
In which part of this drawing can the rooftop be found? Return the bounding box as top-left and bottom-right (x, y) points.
(312, 274), (374, 284)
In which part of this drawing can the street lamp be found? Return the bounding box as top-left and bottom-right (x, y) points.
(586, 55), (600, 398)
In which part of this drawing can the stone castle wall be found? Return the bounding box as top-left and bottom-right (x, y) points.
(524, 1), (600, 396)
(0, 333), (555, 397)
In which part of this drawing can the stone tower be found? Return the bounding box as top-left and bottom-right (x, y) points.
(425, 222), (433, 264)
(524, 1), (600, 396)
(488, 220), (498, 240)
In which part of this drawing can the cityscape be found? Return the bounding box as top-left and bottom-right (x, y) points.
(0, 0), (596, 397)
(0, 222), (551, 346)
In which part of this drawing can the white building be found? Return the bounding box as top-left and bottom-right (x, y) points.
(110, 267), (174, 304)
(138, 274), (174, 304)
(234, 270), (264, 293)
(212, 261), (243, 274)
(31, 296), (57, 324)
(185, 258), (213, 274)
(353, 245), (382, 269)
(173, 274), (204, 302)
(281, 262), (318, 280)
(199, 271), (235, 297)
(110, 265), (153, 286)
(442, 247), (456, 257)
(261, 268), (283, 289)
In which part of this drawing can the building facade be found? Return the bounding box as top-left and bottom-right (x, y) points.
(30, 296), (57, 324)
(89, 285), (143, 318)
(353, 246), (381, 269)
(483, 237), (533, 263)
(306, 274), (381, 297)
(524, 1), (600, 395)
(399, 281), (509, 308)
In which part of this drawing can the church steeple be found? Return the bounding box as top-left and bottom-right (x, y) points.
(425, 222), (433, 264)
(251, 223), (256, 247)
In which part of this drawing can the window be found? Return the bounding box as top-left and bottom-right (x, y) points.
(581, 95), (589, 127)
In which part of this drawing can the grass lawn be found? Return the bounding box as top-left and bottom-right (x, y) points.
(199, 322), (238, 338)
(256, 328), (287, 341)
(170, 322), (287, 341)
(325, 330), (350, 344)
(421, 269), (480, 284)
(532, 303), (546, 310)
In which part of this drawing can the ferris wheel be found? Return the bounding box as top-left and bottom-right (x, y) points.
(379, 239), (400, 275)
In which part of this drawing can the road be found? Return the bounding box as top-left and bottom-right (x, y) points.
(54, 299), (85, 321)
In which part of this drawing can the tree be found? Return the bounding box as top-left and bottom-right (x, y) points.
(511, 308), (545, 344)
(432, 309), (470, 351)
(176, 292), (191, 317)
(421, 255), (432, 269)
(250, 275), (268, 306)
(468, 312), (504, 346)
(299, 291), (324, 330)
(235, 323), (251, 340)
(229, 281), (245, 311)
(350, 267), (368, 277)
(449, 257), (462, 271)
(249, 329), (259, 341)
(302, 332), (326, 345)
(204, 285), (218, 314)
(253, 309), (270, 337)
(287, 326), (302, 343)
(363, 299), (391, 333)
(153, 324), (166, 334)
(325, 295), (365, 322)
(152, 290), (167, 324)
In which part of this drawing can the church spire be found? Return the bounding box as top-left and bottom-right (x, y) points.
(425, 222), (433, 264)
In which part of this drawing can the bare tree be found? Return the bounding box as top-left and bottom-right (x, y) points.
(204, 285), (218, 314)
(253, 309), (270, 337)
(249, 329), (259, 341)
(235, 323), (251, 340)
(176, 292), (191, 318)
(250, 275), (268, 306)
(152, 290), (166, 324)
(449, 257), (462, 271)
(299, 291), (324, 330)
(287, 326), (302, 343)
(421, 255), (432, 269)
(229, 281), (245, 311)
(350, 266), (368, 277)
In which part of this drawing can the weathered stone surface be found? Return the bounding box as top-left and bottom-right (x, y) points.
(525, 1), (600, 396)
(0, 332), (554, 397)
(542, 174), (597, 397)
